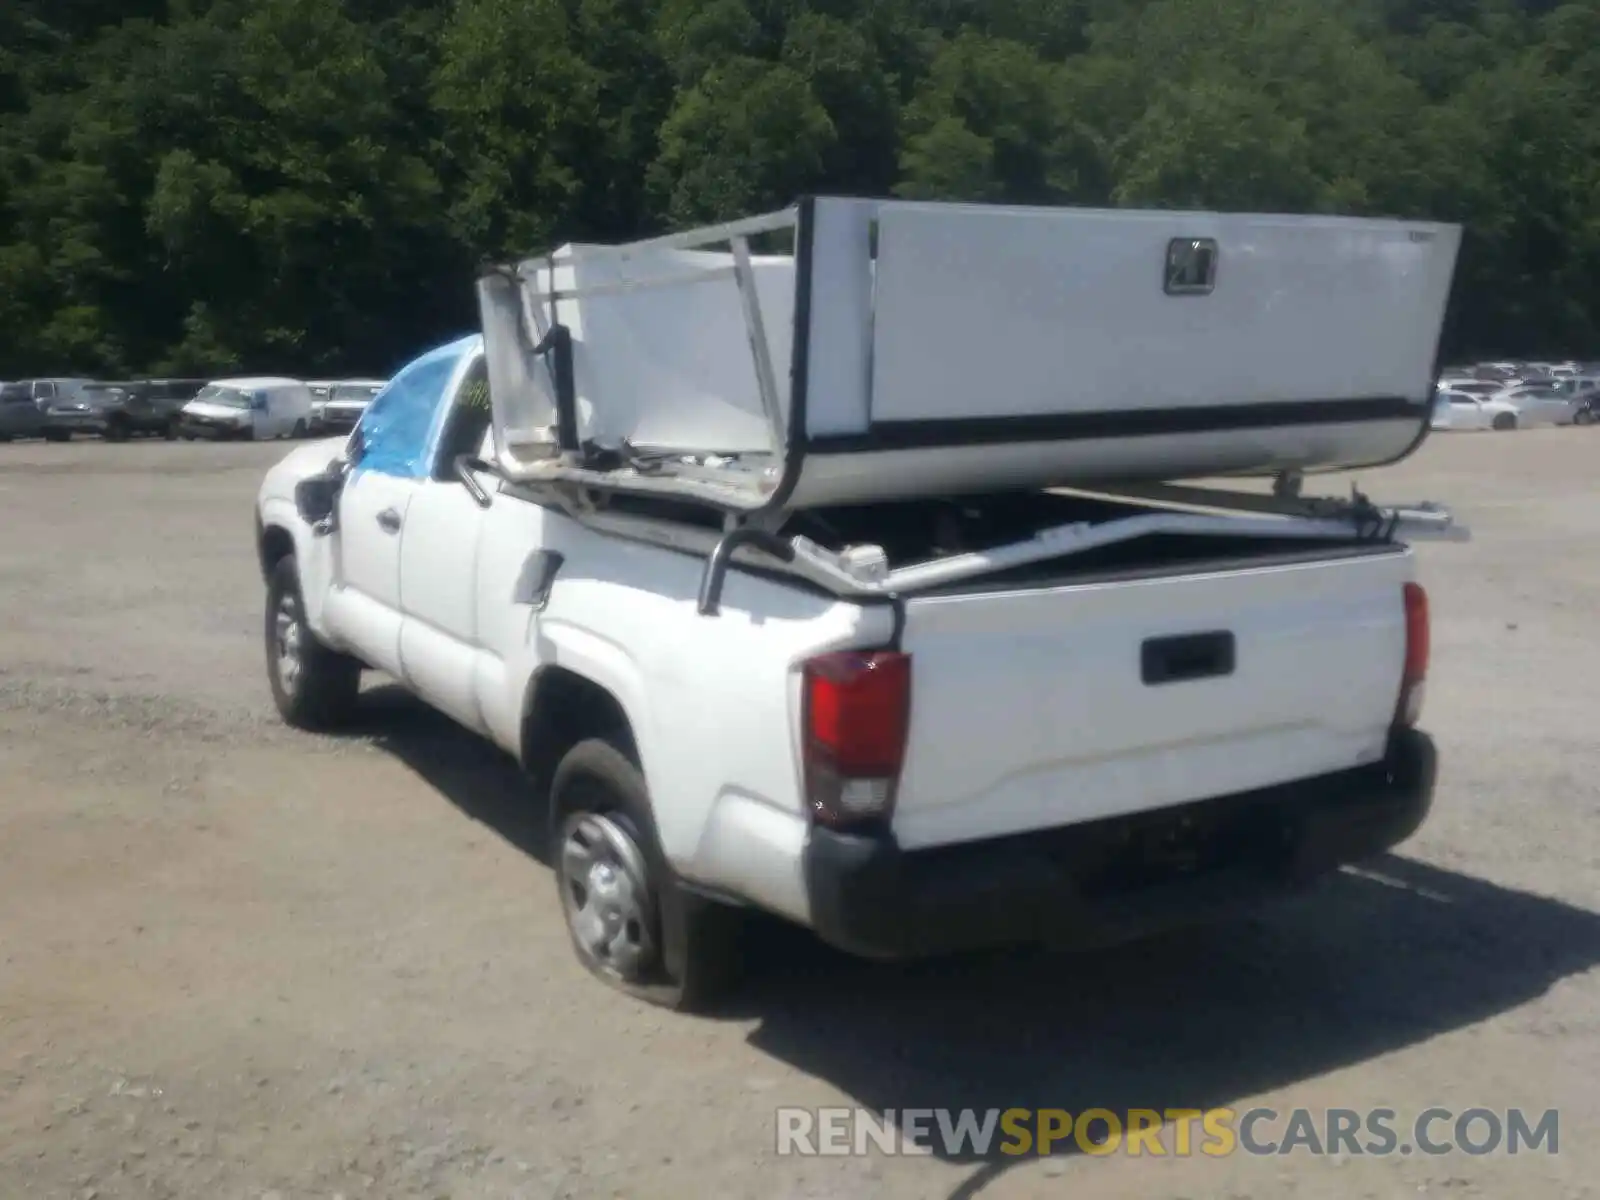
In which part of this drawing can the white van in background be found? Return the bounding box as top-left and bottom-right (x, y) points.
(178, 378), (315, 441)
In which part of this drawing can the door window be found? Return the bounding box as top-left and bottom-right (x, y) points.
(354, 335), (478, 478)
(430, 357), (495, 481)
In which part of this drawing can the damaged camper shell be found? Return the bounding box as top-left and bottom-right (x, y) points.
(475, 196), (1461, 515)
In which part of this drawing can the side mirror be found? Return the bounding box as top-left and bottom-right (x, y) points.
(295, 471), (342, 529)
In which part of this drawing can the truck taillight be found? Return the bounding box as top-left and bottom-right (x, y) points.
(1396, 581), (1430, 728)
(802, 650), (911, 830)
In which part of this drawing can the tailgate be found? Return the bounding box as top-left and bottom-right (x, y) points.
(890, 549), (1412, 851)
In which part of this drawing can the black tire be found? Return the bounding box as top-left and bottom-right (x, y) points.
(1492, 412), (1517, 431)
(291, 419), (307, 438)
(103, 418), (129, 443)
(551, 738), (744, 1012)
(265, 554), (362, 731)
(163, 421), (179, 440)
(43, 429), (69, 442)
(1575, 409), (1595, 426)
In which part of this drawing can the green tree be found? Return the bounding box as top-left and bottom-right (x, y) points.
(0, 0), (1596, 374)
(649, 57), (835, 224)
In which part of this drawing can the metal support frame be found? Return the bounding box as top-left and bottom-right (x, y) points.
(502, 206), (800, 468)
(729, 235), (787, 457)
(1075, 480), (1469, 542)
(559, 482), (1457, 622)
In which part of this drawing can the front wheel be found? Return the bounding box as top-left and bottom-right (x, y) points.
(265, 554), (362, 730)
(552, 738), (744, 1011)
(1575, 409), (1595, 426)
(1492, 412), (1517, 432)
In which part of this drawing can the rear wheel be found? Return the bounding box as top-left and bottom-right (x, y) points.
(291, 418), (307, 438)
(265, 554), (362, 730)
(104, 417), (130, 443)
(552, 738), (744, 1011)
(163, 420), (180, 440)
(1492, 412), (1517, 431)
(1576, 408), (1595, 426)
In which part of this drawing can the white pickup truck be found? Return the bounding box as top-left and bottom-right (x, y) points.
(255, 197), (1463, 1010)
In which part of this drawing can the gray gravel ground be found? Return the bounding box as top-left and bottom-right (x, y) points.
(1, 430), (1597, 1200)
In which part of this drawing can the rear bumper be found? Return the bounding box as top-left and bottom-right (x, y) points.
(45, 412), (106, 434)
(802, 728), (1437, 960)
(108, 412), (174, 431)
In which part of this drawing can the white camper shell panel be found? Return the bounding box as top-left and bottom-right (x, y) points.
(476, 197), (1461, 514)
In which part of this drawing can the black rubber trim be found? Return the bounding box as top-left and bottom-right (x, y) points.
(754, 194), (817, 516)
(805, 397), (1424, 455)
(886, 594), (906, 650)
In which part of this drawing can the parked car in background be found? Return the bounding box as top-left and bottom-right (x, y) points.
(1492, 382), (1579, 426)
(1476, 362), (1523, 380)
(83, 378), (208, 440)
(1437, 378), (1503, 398)
(0, 380), (51, 440)
(317, 378), (387, 434)
(1549, 376), (1600, 425)
(0, 378), (97, 440)
(307, 380), (339, 433)
(1432, 389), (1523, 431)
(178, 378), (315, 441)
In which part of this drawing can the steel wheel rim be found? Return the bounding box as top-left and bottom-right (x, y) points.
(274, 592), (303, 692)
(559, 812), (657, 983)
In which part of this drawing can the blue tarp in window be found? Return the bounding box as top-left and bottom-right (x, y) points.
(354, 333), (480, 478)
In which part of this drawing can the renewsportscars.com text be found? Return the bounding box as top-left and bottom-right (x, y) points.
(775, 1106), (1560, 1158)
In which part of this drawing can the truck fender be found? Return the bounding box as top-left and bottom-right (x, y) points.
(517, 632), (656, 819)
(255, 497), (337, 637)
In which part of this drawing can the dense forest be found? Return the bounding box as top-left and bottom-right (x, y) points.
(1, 0), (1597, 378)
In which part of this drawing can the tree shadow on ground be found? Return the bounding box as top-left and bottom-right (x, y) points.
(341, 682), (1600, 1198)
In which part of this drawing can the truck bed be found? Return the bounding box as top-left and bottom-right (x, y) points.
(776, 489), (1416, 851)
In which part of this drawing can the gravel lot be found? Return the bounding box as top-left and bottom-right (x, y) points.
(1, 430), (1597, 1200)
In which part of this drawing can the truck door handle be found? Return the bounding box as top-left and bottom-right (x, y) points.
(376, 507), (402, 534)
(1142, 631), (1236, 685)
